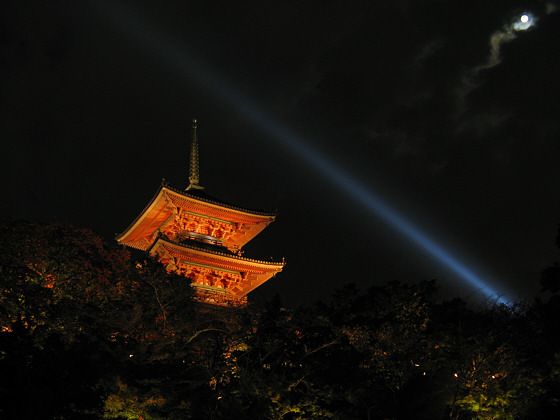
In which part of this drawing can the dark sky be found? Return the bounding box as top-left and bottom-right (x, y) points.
(2, 0), (560, 306)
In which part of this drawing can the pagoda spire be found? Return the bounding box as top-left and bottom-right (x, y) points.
(186, 118), (204, 191)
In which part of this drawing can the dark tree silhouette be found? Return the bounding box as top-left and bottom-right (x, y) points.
(2, 218), (560, 419)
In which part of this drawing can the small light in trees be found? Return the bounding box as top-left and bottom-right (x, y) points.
(454, 373), (459, 378)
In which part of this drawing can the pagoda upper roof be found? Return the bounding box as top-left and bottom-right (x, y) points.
(116, 182), (278, 252)
(166, 183), (276, 217)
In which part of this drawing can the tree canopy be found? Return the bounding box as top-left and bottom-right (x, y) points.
(1, 218), (560, 419)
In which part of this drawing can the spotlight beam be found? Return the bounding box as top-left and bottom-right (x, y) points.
(241, 115), (510, 304)
(95, 1), (510, 304)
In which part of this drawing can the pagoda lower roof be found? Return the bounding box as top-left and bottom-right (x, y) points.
(148, 236), (284, 267)
(116, 183), (277, 251)
(148, 237), (284, 297)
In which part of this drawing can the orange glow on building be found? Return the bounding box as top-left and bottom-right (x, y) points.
(117, 120), (284, 306)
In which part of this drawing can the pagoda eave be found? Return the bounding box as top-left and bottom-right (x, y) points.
(116, 185), (277, 251)
(148, 237), (284, 298)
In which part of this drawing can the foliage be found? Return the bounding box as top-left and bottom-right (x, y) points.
(0, 219), (196, 418)
(103, 378), (167, 420)
(2, 218), (560, 418)
(540, 224), (560, 294)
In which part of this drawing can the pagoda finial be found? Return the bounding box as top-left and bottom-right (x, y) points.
(186, 117), (204, 191)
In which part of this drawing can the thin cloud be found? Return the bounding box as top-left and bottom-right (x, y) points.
(454, 11), (540, 127)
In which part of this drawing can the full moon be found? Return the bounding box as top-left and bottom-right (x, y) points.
(513, 13), (534, 31)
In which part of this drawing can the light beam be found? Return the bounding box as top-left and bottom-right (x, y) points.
(95, 1), (512, 304)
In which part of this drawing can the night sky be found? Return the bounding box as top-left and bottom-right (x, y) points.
(2, 0), (560, 306)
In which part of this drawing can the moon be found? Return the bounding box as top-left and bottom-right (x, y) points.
(513, 13), (534, 31)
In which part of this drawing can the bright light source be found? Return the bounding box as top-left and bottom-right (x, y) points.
(513, 13), (535, 31)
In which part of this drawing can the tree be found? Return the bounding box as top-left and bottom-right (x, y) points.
(3, 218), (560, 419)
(435, 302), (527, 419)
(327, 280), (442, 419)
(0, 218), (197, 418)
(199, 297), (345, 419)
(540, 224), (560, 294)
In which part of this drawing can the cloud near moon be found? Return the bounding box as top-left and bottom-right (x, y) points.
(513, 13), (535, 31)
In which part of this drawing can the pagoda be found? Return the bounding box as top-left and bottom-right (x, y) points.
(116, 119), (284, 306)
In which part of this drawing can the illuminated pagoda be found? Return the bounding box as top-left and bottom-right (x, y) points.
(117, 119), (284, 306)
